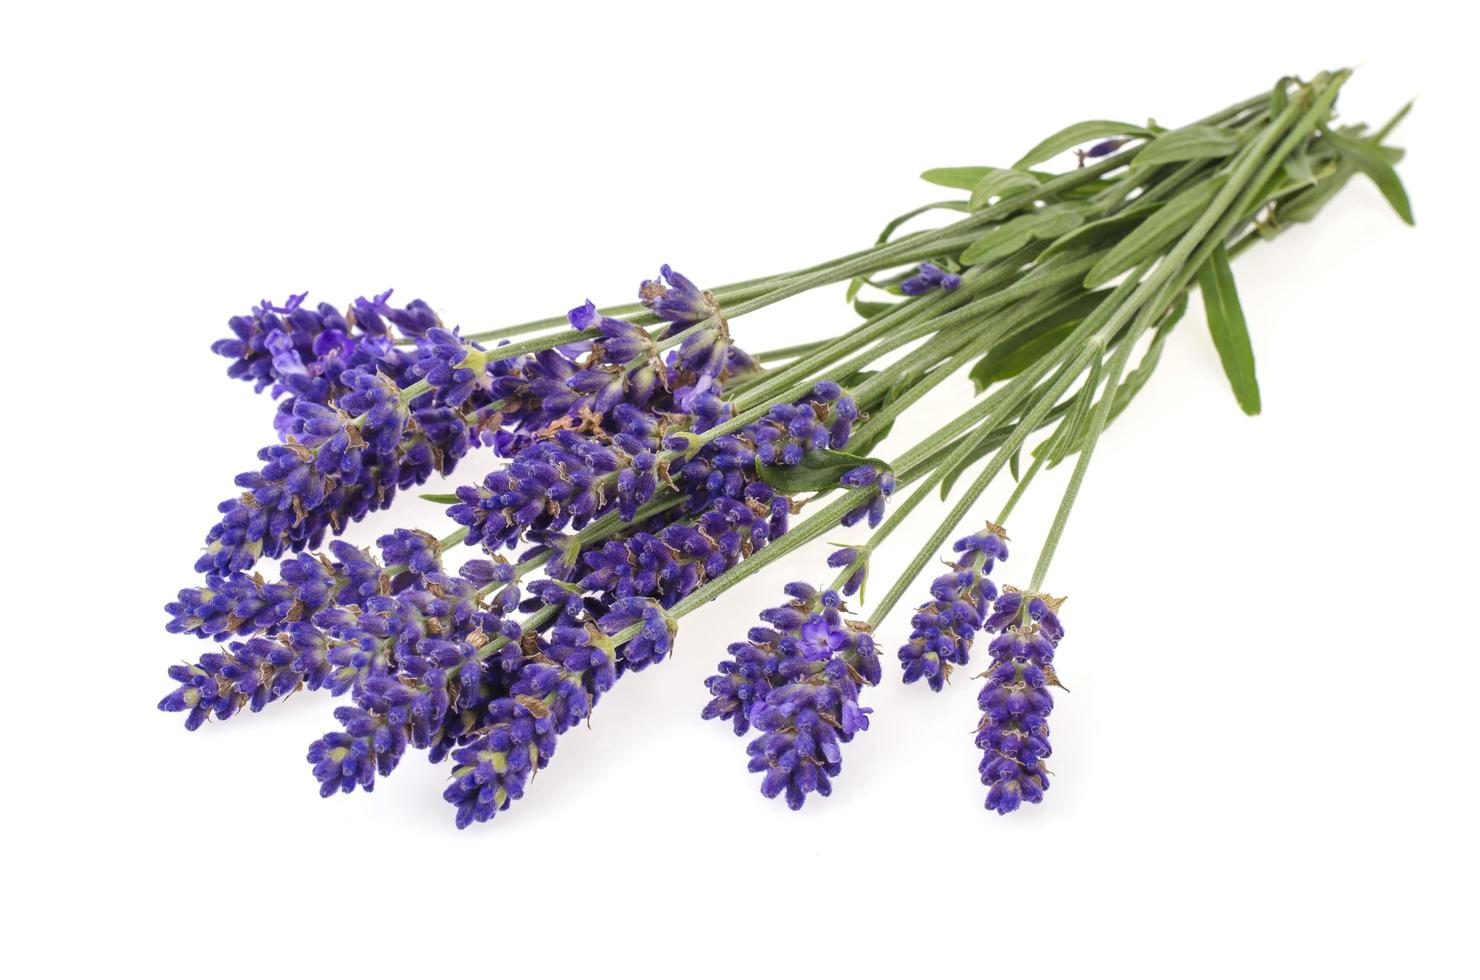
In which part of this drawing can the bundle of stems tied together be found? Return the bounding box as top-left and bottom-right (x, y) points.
(159, 69), (1411, 825)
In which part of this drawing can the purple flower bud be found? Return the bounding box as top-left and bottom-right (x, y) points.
(900, 261), (962, 296)
(1086, 137), (1130, 158)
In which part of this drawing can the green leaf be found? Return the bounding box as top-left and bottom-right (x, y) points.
(939, 391), (1070, 498)
(920, 166), (993, 190)
(1268, 76), (1296, 118)
(853, 299), (895, 318)
(1038, 200), (1163, 260)
(755, 449), (891, 495)
(419, 493), (460, 504)
(1282, 146), (1317, 188)
(968, 168), (1041, 210)
(875, 200), (971, 245)
(1113, 294), (1183, 412)
(1325, 129), (1415, 225)
(1084, 176), (1225, 287)
(1013, 120), (1151, 169)
(1277, 163), (1358, 225)
(1052, 290), (1188, 458)
(971, 323), (1075, 392)
(845, 276), (865, 303)
(1275, 143), (1399, 226)
(1196, 243), (1261, 415)
(969, 290), (1111, 393)
(960, 205), (1085, 265)
(1044, 357), (1102, 468)
(836, 369), (879, 390)
(1133, 124), (1243, 167)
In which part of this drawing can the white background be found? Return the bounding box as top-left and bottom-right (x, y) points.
(5, 2), (1476, 976)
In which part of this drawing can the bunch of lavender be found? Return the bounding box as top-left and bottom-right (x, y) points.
(159, 70), (1412, 826)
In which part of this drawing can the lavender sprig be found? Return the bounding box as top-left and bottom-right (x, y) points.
(897, 525), (1008, 691)
(702, 583), (879, 809)
(976, 590), (1064, 814)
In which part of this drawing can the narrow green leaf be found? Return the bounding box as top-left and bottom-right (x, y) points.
(853, 299), (895, 318)
(920, 166), (993, 190)
(961, 228), (1032, 266)
(969, 169), (1041, 210)
(1133, 124), (1243, 167)
(968, 290), (1111, 393)
(1196, 243), (1261, 415)
(1282, 146), (1317, 187)
(1038, 199), (1163, 260)
(1054, 290), (1188, 458)
(960, 205), (1085, 265)
(972, 322), (1077, 392)
(1277, 142), (1402, 226)
(1084, 176), (1225, 287)
(875, 200), (971, 245)
(845, 276), (865, 303)
(1013, 120), (1151, 169)
(419, 493), (460, 505)
(939, 391), (1072, 498)
(1277, 164), (1357, 225)
(939, 425), (1004, 499)
(1268, 76), (1296, 118)
(1325, 129), (1415, 224)
(1045, 357), (1102, 468)
(1113, 294), (1183, 413)
(755, 449), (891, 495)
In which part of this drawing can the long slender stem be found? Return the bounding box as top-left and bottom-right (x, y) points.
(996, 452), (1047, 526)
(861, 249), (1164, 628)
(1026, 323), (1137, 592)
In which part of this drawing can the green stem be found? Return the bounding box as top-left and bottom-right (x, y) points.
(753, 339), (829, 362)
(849, 267), (1097, 437)
(995, 452), (1047, 526)
(1026, 322), (1137, 593)
(861, 250), (1165, 628)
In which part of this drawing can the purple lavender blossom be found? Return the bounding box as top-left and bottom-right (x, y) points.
(211, 291), (424, 402)
(748, 381), (861, 466)
(442, 622), (624, 826)
(639, 264), (718, 331)
(640, 266), (752, 411)
(826, 545), (869, 597)
(195, 330), (505, 575)
(568, 300), (663, 408)
(976, 588), (1064, 814)
(840, 467), (895, 528)
(161, 537), (516, 757)
(165, 539), (383, 641)
(897, 525), (1008, 691)
(166, 264), (836, 827)
(158, 634), (315, 730)
(703, 584), (878, 809)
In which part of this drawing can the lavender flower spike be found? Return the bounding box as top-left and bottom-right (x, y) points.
(196, 328), (497, 575)
(976, 588), (1065, 814)
(639, 264), (719, 329)
(703, 584), (879, 809)
(897, 523), (1009, 691)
